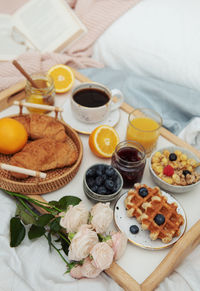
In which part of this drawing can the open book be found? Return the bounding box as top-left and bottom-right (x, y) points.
(0, 0), (87, 61)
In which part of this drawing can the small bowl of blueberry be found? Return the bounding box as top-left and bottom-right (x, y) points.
(83, 164), (123, 202)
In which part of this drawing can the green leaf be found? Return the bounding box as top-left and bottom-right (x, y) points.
(37, 214), (54, 227)
(68, 232), (75, 241)
(28, 225), (45, 240)
(47, 232), (52, 251)
(50, 217), (61, 233)
(48, 200), (60, 208)
(10, 217), (26, 247)
(15, 203), (36, 225)
(58, 196), (81, 211)
(60, 236), (69, 256)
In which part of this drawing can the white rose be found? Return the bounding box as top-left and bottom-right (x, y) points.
(91, 202), (113, 233)
(59, 202), (89, 233)
(68, 224), (98, 261)
(70, 257), (102, 279)
(111, 231), (127, 261)
(90, 242), (114, 270)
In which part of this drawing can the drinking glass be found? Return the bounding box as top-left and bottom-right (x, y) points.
(126, 108), (163, 155)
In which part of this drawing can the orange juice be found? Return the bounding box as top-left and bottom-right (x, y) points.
(126, 117), (160, 154)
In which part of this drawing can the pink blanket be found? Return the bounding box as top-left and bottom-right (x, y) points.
(0, 0), (141, 92)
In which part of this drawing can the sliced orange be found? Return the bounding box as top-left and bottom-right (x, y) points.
(89, 125), (120, 158)
(47, 64), (75, 93)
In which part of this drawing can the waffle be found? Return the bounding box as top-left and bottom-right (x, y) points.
(124, 183), (162, 223)
(140, 195), (184, 243)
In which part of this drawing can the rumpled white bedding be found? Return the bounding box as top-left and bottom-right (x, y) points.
(179, 118), (200, 151)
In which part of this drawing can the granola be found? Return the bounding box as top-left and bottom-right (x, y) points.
(151, 149), (200, 186)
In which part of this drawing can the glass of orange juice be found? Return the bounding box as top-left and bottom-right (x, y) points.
(126, 108), (163, 155)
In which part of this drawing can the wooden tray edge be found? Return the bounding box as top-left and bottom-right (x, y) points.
(1, 69), (200, 291)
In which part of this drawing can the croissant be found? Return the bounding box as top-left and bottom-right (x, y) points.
(9, 137), (78, 179)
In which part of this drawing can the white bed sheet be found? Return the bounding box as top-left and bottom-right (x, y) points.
(93, 0), (200, 91)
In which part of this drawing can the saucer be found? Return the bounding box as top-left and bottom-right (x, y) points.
(62, 98), (120, 134)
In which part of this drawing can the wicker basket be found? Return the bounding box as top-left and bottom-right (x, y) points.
(0, 113), (83, 195)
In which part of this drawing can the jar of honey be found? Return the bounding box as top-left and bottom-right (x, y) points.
(25, 73), (55, 113)
(111, 140), (146, 188)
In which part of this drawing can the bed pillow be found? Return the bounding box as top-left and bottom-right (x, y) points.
(93, 0), (200, 91)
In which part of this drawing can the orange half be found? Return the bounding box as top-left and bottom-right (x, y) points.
(47, 64), (75, 93)
(89, 125), (120, 158)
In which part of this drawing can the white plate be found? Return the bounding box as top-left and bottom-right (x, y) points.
(114, 190), (187, 250)
(62, 98), (120, 134)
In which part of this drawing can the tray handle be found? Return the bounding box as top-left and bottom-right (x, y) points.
(0, 163), (46, 179)
(13, 101), (63, 119)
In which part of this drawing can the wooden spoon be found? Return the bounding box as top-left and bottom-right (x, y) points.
(12, 60), (39, 89)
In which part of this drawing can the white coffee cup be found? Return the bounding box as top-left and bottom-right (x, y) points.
(71, 82), (124, 123)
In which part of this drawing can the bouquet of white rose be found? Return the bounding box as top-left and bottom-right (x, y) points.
(5, 190), (127, 279)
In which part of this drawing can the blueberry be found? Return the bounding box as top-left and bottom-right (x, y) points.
(138, 187), (148, 198)
(101, 174), (107, 182)
(130, 225), (139, 234)
(86, 168), (96, 178)
(90, 184), (98, 193)
(110, 173), (117, 181)
(86, 177), (95, 187)
(105, 166), (115, 177)
(182, 170), (191, 176)
(96, 169), (103, 176)
(169, 153), (177, 161)
(154, 214), (165, 225)
(105, 179), (114, 191)
(95, 176), (103, 186)
(97, 186), (107, 195)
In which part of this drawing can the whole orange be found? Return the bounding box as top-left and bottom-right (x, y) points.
(0, 118), (28, 154)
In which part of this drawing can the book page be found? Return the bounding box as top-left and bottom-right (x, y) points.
(0, 14), (27, 60)
(13, 0), (87, 52)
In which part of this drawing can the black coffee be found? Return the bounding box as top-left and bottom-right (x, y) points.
(73, 88), (109, 107)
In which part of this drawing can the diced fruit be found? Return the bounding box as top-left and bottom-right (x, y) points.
(154, 214), (165, 225)
(163, 165), (174, 177)
(138, 187), (148, 198)
(169, 153), (177, 161)
(130, 225), (139, 234)
(182, 170), (191, 176)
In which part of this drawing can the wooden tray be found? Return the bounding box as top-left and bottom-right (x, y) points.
(0, 112), (83, 195)
(1, 69), (200, 291)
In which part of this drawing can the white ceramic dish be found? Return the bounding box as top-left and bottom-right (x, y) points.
(114, 190), (187, 250)
(62, 98), (120, 134)
(149, 146), (200, 194)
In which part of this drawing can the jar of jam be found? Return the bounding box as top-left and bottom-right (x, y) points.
(111, 140), (146, 188)
(25, 73), (55, 113)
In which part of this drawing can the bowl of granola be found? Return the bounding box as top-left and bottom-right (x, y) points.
(149, 146), (200, 193)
